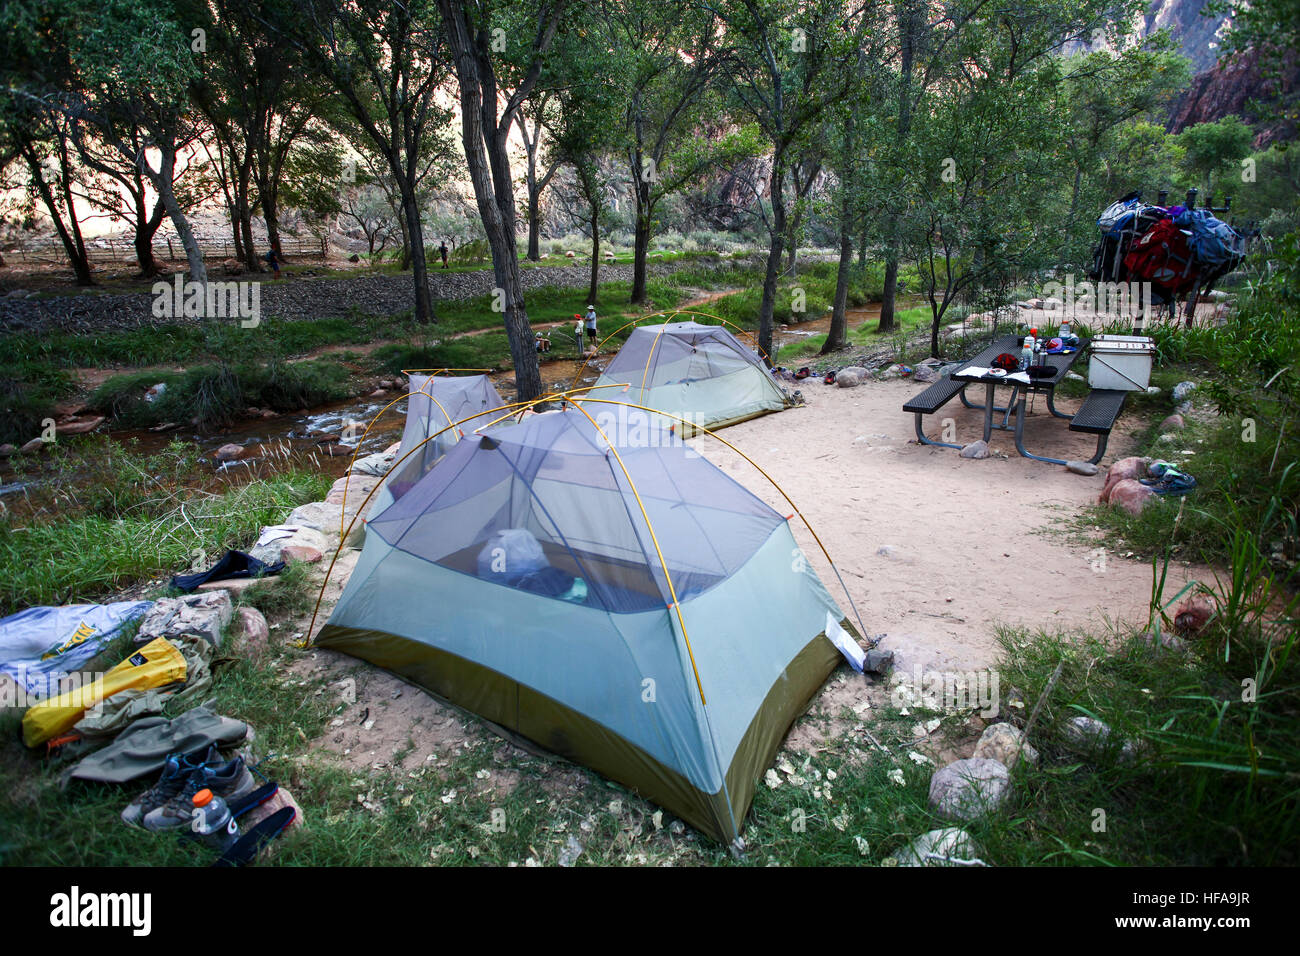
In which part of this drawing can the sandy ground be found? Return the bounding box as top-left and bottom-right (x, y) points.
(287, 374), (1213, 777)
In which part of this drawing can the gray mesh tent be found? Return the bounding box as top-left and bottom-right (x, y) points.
(317, 408), (855, 842)
(369, 374), (505, 515)
(588, 321), (788, 435)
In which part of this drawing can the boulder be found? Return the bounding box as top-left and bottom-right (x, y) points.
(928, 758), (1011, 821)
(863, 649), (894, 675)
(895, 827), (977, 867)
(316, 443), (355, 458)
(136, 591), (234, 647)
(285, 501), (344, 535)
(1065, 460), (1099, 476)
(1062, 715), (1112, 751)
(972, 723), (1039, 770)
(221, 258), (243, 276)
(55, 415), (106, 436)
(214, 443), (245, 462)
(1108, 479), (1156, 517)
(235, 606), (270, 661)
(281, 544), (324, 565)
(836, 370), (862, 388)
(326, 473), (382, 506)
(1171, 381), (1197, 404)
(1173, 594), (1215, 635)
(912, 365), (938, 384)
(1099, 456), (1150, 504)
(0, 443), (15, 458)
(565, 250), (576, 258)
(1158, 414), (1185, 432)
(20, 437), (49, 454)
(959, 440), (990, 459)
(250, 525), (330, 566)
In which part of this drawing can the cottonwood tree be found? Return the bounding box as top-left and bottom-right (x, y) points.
(272, 0), (454, 322)
(709, 0), (856, 361)
(437, 0), (568, 401)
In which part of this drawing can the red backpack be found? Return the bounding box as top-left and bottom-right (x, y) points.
(1123, 218), (1197, 293)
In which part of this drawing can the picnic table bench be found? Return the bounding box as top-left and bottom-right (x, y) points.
(904, 334), (1128, 464)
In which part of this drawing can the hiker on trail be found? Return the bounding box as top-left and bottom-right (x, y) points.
(584, 305), (598, 352)
(439, 241), (449, 269)
(264, 248), (281, 278)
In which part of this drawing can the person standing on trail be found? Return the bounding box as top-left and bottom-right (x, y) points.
(264, 247), (281, 278)
(439, 241), (449, 269)
(584, 304), (598, 352)
(573, 315), (584, 354)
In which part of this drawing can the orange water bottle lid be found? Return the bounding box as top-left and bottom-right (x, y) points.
(192, 788), (214, 808)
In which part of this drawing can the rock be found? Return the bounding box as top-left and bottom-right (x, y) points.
(1065, 371), (1085, 382)
(197, 577), (268, 595)
(1173, 595), (1215, 635)
(250, 525), (329, 565)
(1062, 715), (1112, 751)
(841, 365), (868, 377)
(928, 758), (1011, 821)
(1139, 629), (1187, 653)
(558, 834), (584, 867)
(285, 501), (344, 535)
(1171, 381), (1197, 403)
(221, 258), (243, 276)
(1065, 460), (1099, 476)
(235, 606), (270, 661)
(1159, 414), (1185, 432)
(214, 443), (245, 462)
(1099, 456), (1150, 503)
(136, 591), (234, 647)
(1175, 400), (1193, 416)
(959, 440), (990, 459)
(144, 382), (168, 403)
(1108, 478), (1156, 516)
(863, 649), (894, 675)
(54, 415), (106, 436)
(0, 443), (15, 458)
(972, 723), (1039, 770)
(316, 443), (355, 457)
(896, 827), (977, 867)
(326, 473), (382, 506)
(1145, 386), (1161, 395)
(836, 370), (862, 388)
(19, 437), (48, 454)
(565, 250), (576, 258)
(350, 449), (397, 477)
(348, 254), (360, 263)
(369, 388), (387, 398)
(281, 544), (324, 564)
(912, 365), (938, 384)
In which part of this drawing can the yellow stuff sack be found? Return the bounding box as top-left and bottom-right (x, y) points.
(22, 638), (188, 747)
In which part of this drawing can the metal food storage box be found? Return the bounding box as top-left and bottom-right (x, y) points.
(1088, 335), (1155, 391)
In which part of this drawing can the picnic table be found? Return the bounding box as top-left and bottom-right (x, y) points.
(903, 334), (1129, 465)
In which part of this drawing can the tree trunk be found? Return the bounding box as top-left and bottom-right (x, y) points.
(757, 158), (786, 365)
(588, 208), (600, 306)
(400, 186), (435, 323)
(153, 147), (207, 285)
(822, 222), (853, 354)
(630, 176), (652, 304)
(134, 199), (165, 277)
(240, 209), (260, 273)
(26, 152), (94, 286)
(878, 258), (900, 331)
(264, 191), (283, 257)
(527, 188), (542, 261)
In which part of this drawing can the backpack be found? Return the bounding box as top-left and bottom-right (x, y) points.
(1174, 208), (1247, 274)
(1089, 204), (1168, 282)
(1097, 192), (1143, 238)
(1123, 218), (1198, 294)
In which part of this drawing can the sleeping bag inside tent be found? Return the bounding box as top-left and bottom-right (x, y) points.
(588, 322), (787, 435)
(316, 408), (854, 842)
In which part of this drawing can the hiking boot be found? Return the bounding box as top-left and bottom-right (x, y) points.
(142, 755), (256, 832)
(121, 747), (214, 828)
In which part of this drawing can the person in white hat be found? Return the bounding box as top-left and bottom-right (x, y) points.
(583, 305), (598, 352)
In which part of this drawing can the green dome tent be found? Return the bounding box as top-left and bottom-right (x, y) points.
(316, 407), (855, 842)
(367, 373), (506, 518)
(588, 321), (788, 436)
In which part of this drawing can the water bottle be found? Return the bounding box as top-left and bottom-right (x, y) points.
(1020, 338), (1033, 371)
(190, 788), (240, 851)
(1059, 318), (1071, 340)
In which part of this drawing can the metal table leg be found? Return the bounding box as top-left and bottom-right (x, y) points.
(1046, 388), (1071, 419)
(982, 383), (995, 442)
(1013, 393), (1069, 465)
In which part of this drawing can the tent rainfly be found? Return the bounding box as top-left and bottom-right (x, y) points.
(316, 409), (855, 842)
(588, 321), (788, 435)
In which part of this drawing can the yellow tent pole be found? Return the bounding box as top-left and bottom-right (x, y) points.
(304, 384), (619, 644)
(562, 402), (707, 707)
(637, 324), (671, 405)
(399, 368), (494, 375)
(575, 397), (866, 637)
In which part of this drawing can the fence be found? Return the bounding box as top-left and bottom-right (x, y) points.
(4, 235), (328, 266)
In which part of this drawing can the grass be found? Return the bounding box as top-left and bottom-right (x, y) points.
(0, 436), (331, 615)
